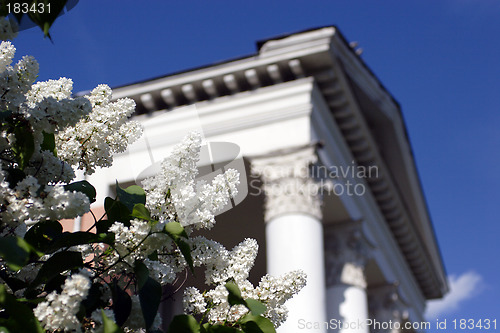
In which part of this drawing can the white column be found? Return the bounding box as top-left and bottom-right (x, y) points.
(252, 147), (327, 333)
(325, 222), (372, 333)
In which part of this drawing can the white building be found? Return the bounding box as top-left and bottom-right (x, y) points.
(84, 26), (448, 332)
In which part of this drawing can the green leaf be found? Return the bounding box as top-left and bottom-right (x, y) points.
(26, 0), (68, 38)
(24, 220), (63, 253)
(130, 203), (151, 221)
(111, 281), (131, 327)
(64, 180), (96, 203)
(31, 251), (83, 287)
(104, 197), (131, 226)
(134, 261), (149, 290)
(164, 221), (188, 240)
(224, 284), (268, 327)
(168, 315), (200, 333)
(0, 285), (44, 333)
(10, 123), (34, 170)
(0, 236), (32, 271)
(225, 280), (245, 307)
(49, 231), (114, 251)
(115, 182), (146, 211)
(102, 309), (125, 333)
(40, 131), (56, 156)
(164, 222), (193, 272)
(238, 314), (276, 333)
(138, 277), (162, 330)
(245, 299), (267, 316)
(177, 240), (194, 273)
(43, 22), (50, 37)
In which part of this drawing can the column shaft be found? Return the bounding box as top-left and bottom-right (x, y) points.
(327, 284), (369, 333)
(267, 213), (327, 332)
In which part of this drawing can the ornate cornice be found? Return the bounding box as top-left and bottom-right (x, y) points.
(250, 146), (322, 221)
(318, 59), (447, 299)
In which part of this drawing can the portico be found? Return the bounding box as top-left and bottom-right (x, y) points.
(84, 26), (448, 332)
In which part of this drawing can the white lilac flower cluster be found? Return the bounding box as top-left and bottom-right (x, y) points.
(25, 77), (91, 135)
(96, 132), (241, 284)
(56, 84), (142, 175)
(101, 218), (176, 284)
(0, 170), (90, 227)
(33, 273), (91, 332)
(108, 218), (167, 266)
(141, 131), (239, 230)
(0, 40), (142, 231)
(182, 237), (307, 327)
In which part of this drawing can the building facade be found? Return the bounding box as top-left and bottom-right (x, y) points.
(82, 27), (448, 332)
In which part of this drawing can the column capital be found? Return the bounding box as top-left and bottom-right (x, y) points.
(324, 220), (374, 288)
(251, 145), (322, 221)
(368, 283), (409, 332)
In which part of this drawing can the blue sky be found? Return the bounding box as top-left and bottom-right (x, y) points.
(10, 0), (499, 329)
